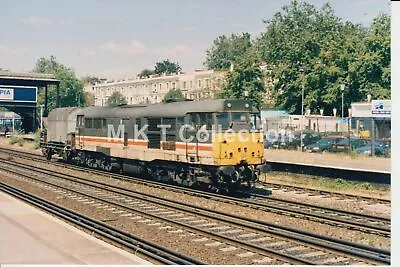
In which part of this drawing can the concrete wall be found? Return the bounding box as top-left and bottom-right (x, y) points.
(263, 115), (341, 133)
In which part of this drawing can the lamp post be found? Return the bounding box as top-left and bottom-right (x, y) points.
(40, 105), (44, 133)
(299, 67), (305, 151)
(340, 84), (346, 118)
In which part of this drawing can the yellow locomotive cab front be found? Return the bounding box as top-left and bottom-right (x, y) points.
(213, 131), (265, 166)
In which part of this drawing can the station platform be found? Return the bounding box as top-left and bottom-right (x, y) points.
(265, 149), (390, 173)
(0, 191), (151, 264)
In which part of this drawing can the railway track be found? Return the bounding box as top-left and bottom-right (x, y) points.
(0, 147), (390, 206)
(0, 183), (203, 265)
(259, 181), (390, 205)
(0, 158), (391, 265)
(0, 147), (391, 238)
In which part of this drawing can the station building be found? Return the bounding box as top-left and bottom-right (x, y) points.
(0, 111), (22, 135)
(0, 71), (59, 133)
(351, 100), (391, 140)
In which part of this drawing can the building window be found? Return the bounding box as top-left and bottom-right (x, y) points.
(206, 79), (210, 88)
(198, 80), (201, 88)
(166, 83), (169, 90)
(183, 81), (187, 89)
(172, 82), (176, 89)
(190, 81), (192, 88)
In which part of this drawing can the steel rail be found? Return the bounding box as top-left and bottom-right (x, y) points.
(0, 183), (204, 265)
(0, 160), (390, 265)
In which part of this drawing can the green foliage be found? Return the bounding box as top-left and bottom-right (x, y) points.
(220, 49), (265, 110)
(18, 137), (25, 146)
(9, 135), (24, 146)
(81, 75), (101, 85)
(33, 130), (41, 149)
(350, 150), (358, 159)
(163, 89), (185, 103)
(107, 92), (127, 107)
(34, 55), (85, 111)
(205, 32), (252, 70)
(154, 60), (182, 74)
(361, 182), (373, 190)
(255, 1), (390, 114)
(138, 68), (155, 78)
(84, 92), (95, 106)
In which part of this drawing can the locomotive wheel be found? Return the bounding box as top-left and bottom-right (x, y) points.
(43, 149), (52, 161)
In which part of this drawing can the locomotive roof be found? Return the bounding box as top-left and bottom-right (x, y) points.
(135, 99), (253, 117)
(48, 107), (81, 120)
(75, 99), (255, 118)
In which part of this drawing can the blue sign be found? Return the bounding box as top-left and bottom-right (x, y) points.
(371, 100), (391, 118)
(0, 86), (37, 102)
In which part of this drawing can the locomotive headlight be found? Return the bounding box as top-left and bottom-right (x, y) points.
(227, 103), (232, 108)
(245, 103), (249, 108)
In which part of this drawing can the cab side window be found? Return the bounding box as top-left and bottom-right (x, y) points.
(77, 115), (84, 127)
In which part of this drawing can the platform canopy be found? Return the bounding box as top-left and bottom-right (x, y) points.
(0, 71), (60, 132)
(0, 71), (60, 112)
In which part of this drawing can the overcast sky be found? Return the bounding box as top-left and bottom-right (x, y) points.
(0, 0), (390, 79)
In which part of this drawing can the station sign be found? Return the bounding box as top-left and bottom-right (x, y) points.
(0, 88), (14, 100)
(0, 85), (37, 103)
(371, 100), (391, 118)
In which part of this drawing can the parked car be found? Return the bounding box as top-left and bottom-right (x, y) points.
(356, 140), (391, 157)
(305, 137), (341, 153)
(264, 137), (274, 149)
(331, 138), (368, 153)
(266, 130), (320, 150)
(284, 130), (320, 150)
(272, 134), (293, 149)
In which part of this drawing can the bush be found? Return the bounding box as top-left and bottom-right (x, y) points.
(18, 138), (24, 146)
(361, 182), (373, 190)
(9, 134), (24, 146)
(33, 130), (41, 149)
(9, 135), (19, 145)
(350, 150), (358, 159)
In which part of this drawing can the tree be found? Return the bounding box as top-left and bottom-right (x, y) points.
(348, 14), (390, 100)
(205, 32), (252, 70)
(138, 69), (155, 78)
(219, 49), (265, 110)
(82, 75), (101, 85)
(107, 92), (127, 107)
(255, 1), (390, 114)
(154, 60), (182, 74)
(163, 89), (185, 103)
(34, 55), (85, 110)
(84, 92), (95, 106)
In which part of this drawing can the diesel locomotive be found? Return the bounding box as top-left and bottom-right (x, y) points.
(41, 99), (269, 192)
